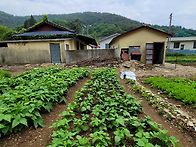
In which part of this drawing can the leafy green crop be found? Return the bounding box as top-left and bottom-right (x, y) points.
(49, 68), (177, 147)
(144, 77), (196, 104)
(0, 67), (88, 136)
(0, 70), (11, 80)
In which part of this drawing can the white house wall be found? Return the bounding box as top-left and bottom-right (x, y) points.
(99, 38), (113, 49)
(170, 41), (195, 50)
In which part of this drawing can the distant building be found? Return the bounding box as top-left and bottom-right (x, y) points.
(99, 33), (119, 49)
(0, 20), (97, 64)
(109, 25), (171, 64)
(169, 37), (196, 50)
(168, 37), (196, 55)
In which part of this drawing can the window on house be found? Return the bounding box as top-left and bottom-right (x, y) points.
(0, 43), (8, 47)
(105, 43), (109, 49)
(180, 44), (184, 50)
(129, 46), (140, 51)
(65, 44), (69, 50)
(174, 42), (180, 48)
(193, 41), (196, 49)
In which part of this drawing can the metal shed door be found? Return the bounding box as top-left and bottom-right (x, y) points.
(145, 43), (154, 64)
(50, 43), (61, 63)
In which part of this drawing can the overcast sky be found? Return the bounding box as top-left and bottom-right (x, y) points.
(0, 0), (196, 29)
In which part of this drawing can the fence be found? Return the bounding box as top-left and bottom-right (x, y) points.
(0, 47), (50, 65)
(167, 49), (196, 55)
(64, 49), (118, 64)
(0, 47), (118, 65)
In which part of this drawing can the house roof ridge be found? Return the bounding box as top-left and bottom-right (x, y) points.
(100, 33), (120, 42)
(26, 19), (75, 33)
(109, 25), (171, 45)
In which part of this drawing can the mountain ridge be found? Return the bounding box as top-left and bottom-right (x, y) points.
(0, 10), (196, 39)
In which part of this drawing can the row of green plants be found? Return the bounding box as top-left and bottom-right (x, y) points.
(0, 67), (60, 95)
(128, 79), (196, 136)
(144, 77), (196, 104)
(0, 67), (88, 136)
(165, 55), (196, 64)
(49, 68), (177, 147)
(0, 69), (11, 80)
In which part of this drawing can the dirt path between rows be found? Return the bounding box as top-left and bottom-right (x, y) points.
(0, 78), (88, 147)
(119, 78), (196, 147)
(137, 79), (196, 120)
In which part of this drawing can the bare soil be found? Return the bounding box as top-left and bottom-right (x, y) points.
(0, 78), (88, 147)
(121, 62), (196, 78)
(119, 78), (196, 147)
(0, 62), (195, 147)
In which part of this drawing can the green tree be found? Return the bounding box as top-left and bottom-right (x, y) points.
(23, 15), (36, 29)
(67, 19), (83, 33)
(0, 25), (13, 40)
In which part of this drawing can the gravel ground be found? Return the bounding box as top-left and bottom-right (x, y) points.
(120, 61), (196, 78)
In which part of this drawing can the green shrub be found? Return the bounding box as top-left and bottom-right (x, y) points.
(0, 70), (11, 79)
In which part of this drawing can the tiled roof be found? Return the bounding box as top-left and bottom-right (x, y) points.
(14, 31), (75, 37)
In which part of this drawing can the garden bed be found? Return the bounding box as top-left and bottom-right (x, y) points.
(0, 67), (88, 136)
(144, 77), (196, 105)
(49, 68), (177, 146)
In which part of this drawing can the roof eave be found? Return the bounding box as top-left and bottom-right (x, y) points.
(0, 38), (72, 43)
(109, 25), (171, 45)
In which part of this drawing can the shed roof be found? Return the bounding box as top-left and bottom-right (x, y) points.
(110, 25), (171, 45)
(100, 33), (120, 42)
(170, 36), (196, 42)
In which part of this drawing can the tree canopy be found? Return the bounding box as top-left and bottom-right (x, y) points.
(0, 11), (196, 40)
(23, 15), (37, 29)
(0, 25), (14, 41)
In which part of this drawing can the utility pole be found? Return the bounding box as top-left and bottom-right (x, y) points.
(167, 13), (175, 68)
(169, 13), (177, 69)
(169, 13), (172, 34)
(168, 13), (172, 51)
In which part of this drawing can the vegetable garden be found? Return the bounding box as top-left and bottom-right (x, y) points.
(49, 68), (177, 147)
(0, 67), (88, 136)
(0, 69), (11, 80)
(144, 77), (196, 105)
(166, 55), (196, 64)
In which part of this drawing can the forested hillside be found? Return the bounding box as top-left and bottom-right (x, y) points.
(0, 11), (196, 40)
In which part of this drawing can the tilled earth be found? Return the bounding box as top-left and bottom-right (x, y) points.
(119, 62), (196, 147)
(0, 62), (195, 147)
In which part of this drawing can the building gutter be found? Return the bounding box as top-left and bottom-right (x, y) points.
(0, 38), (72, 43)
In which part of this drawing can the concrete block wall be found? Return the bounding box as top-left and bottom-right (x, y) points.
(0, 47), (50, 65)
(64, 49), (117, 64)
(0, 47), (118, 65)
